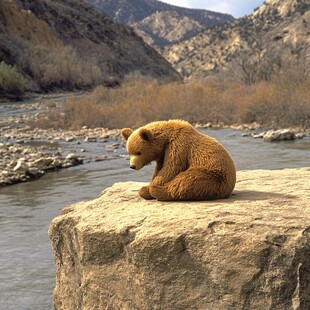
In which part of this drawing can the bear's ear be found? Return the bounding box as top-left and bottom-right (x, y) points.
(121, 128), (133, 141)
(139, 128), (153, 142)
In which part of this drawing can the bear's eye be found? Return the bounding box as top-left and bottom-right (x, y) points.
(136, 152), (141, 156)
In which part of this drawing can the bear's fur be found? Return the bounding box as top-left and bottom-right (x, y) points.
(121, 120), (236, 201)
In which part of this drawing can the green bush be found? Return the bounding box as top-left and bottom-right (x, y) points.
(0, 61), (25, 98)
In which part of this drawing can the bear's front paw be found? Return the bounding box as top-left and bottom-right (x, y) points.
(149, 185), (174, 201)
(139, 186), (155, 200)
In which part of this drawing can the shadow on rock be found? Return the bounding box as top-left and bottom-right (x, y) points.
(228, 190), (296, 201)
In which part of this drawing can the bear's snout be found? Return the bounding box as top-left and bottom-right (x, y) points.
(130, 165), (136, 170)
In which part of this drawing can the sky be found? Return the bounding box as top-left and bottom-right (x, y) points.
(161, 0), (266, 18)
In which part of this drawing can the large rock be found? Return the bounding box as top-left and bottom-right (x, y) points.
(49, 168), (310, 310)
(263, 129), (296, 142)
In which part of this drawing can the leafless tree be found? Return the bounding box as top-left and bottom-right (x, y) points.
(229, 27), (283, 84)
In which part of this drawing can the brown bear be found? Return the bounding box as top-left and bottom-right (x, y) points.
(121, 120), (236, 201)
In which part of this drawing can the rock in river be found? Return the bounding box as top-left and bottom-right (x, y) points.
(263, 129), (296, 142)
(49, 168), (310, 310)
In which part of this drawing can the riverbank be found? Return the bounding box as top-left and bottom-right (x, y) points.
(1, 98), (309, 188)
(0, 123), (121, 187)
(0, 103), (121, 187)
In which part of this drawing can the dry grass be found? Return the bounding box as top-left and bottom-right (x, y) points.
(31, 74), (310, 130)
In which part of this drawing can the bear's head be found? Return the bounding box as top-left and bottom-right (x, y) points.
(121, 127), (163, 170)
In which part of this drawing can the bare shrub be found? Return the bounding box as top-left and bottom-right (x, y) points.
(232, 78), (310, 128)
(31, 73), (310, 130)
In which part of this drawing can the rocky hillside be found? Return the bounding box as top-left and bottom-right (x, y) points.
(163, 0), (310, 80)
(87, 0), (234, 48)
(0, 0), (180, 94)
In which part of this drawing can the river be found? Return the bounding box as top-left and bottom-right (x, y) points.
(0, 103), (310, 309)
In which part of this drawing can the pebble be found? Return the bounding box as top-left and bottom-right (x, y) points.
(66, 153), (78, 160)
(13, 160), (29, 174)
(252, 132), (265, 139)
(105, 145), (116, 152)
(295, 132), (305, 139)
(65, 137), (76, 142)
(84, 137), (97, 142)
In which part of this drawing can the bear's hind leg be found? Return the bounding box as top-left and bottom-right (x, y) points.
(158, 168), (228, 201)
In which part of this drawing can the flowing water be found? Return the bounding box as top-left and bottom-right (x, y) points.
(0, 103), (310, 309)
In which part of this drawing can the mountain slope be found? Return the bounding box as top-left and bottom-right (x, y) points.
(87, 0), (234, 48)
(132, 10), (206, 47)
(0, 0), (180, 94)
(163, 0), (310, 80)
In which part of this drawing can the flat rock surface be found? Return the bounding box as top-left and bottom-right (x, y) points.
(49, 168), (310, 310)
